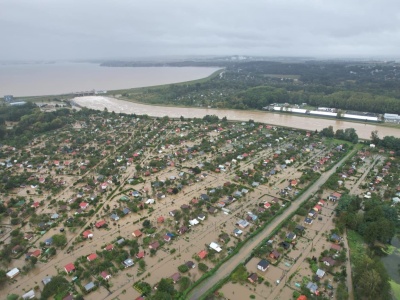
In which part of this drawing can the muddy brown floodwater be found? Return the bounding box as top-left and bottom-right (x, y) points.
(74, 96), (400, 140)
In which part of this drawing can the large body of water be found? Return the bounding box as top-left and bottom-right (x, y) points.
(0, 62), (220, 97)
(73, 96), (400, 140)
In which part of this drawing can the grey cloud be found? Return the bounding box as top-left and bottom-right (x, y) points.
(1, 0), (399, 60)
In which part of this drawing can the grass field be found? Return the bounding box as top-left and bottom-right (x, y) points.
(390, 280), (400, 300)
(347, 230), (367, 265)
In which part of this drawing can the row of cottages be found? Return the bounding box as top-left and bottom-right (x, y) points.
(305, 200), (326, 224)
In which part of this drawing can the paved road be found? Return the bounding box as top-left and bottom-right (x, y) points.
(189, 148), (358, 300)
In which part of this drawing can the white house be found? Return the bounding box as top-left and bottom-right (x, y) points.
(209, 242), (222, 253)
(6, 268), (20, 279)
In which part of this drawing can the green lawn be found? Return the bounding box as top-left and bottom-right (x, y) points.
(389, 280), (400, 300)
(347, 230), (367, 265)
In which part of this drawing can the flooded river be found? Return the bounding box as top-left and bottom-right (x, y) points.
(73, 96), (400, 140)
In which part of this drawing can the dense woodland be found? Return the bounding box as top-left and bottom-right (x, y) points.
(335, 194), (396, 300)
(115, 60), (400, 114)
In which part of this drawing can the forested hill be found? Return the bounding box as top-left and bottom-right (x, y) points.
(110, 59), (400, 114)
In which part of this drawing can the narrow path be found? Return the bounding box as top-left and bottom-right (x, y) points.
(188, 148), (358, 300)
(342, 230), (354, 300)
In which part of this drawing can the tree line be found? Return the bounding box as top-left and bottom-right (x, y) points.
(119, 60), (400, 114)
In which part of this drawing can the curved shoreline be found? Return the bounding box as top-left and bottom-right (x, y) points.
(73, 96), (400, 140)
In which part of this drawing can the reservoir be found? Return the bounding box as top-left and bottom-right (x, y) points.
(0, 62), (220, 97)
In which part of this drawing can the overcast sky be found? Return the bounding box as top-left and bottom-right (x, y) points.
(1, 0), (400, 61)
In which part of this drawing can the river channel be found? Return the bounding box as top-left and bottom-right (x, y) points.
(73, 96), (400, 140)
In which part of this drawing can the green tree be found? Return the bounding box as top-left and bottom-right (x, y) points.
(143, 219), (151, 228)
(52, 234), (67, 247)
(198, 263), (209, 272)
(41, 275), (69, 299)
(178, 276), (191, 292)
(138, 259), (146, 270)
(336, 282), (349, 300)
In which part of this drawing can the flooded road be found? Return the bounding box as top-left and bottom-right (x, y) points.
(74, 96), (400, 139)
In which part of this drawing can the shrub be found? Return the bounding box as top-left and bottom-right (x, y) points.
(178, 264), (189, 273)
(198, 263), (209, 272)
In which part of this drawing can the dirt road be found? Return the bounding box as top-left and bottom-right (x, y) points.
(188, 148), (358, 300)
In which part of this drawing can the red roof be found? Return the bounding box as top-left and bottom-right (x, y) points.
(198, 250), (208, 259)
(83, 230), (93, 238)
(132, 229), (142, 237)
(101, 271), (110, 279)
(331, 244), (342, 251)
(313, 205), (322, 211)
(157, 216), (165, 223)
(31, 249), (41, 257)
(95, 220), (106, 228)
(297, 296), (307, 300)
(64, 263), (75, 273)
(87, 253), (97, 261)
(79, 202), (88, 209)
(136, 251), (145, 259)
(105, 244), (114, 251)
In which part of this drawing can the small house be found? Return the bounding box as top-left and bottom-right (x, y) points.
(95, 220), (107, 228)
(83, 230), (93, 239)
(185, 261), (195, 269)
(104, 244), (114, 251)
(169, 210), (179, 217)
(149, 241), (160, 250)
(257, 259), (270, 272)
(328, 192), (342, 202)
(236, 219), (250, 229)
(64, 263), (75, 274)
(132, 229), (142, 238)
(208, 207), (217, 214)
(110, 213), (120, 221)
(100, 271), (111, 280)
(209, 242), (222, 253)
(42, 276), (52, 285)
(6, 268), (20, 279)
(123, 258), (134, 268)
(87, 253), (97, 262)
(233, 228), (243, 237)
(198, 250), (208, 259)
(316, 269), (325, 278)
(84, 281), (95, 292)
(170, 272), (181, 283)
(306, 282), (319, 295)
(330, 244), (342, 252)
(22, 290), (35, 300)
(269, 250), (281, 260)
(322, 257), (336, 267)
(304, 217), (313, 225)
(248, 273), (258, 284)
(178, 226), (188, 235)
(286, 232), (297, 241)
(330, 233), (341, 243)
